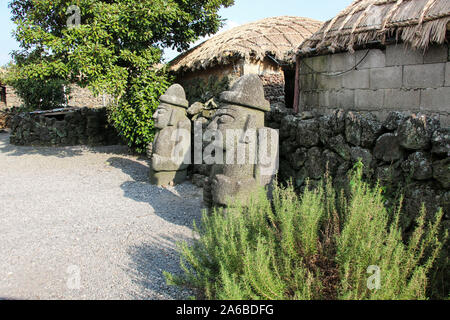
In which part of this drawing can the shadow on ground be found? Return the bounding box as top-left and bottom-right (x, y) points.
(0, 132), (130, 158)
(107, 156), (204, 228)
(107, 157), (204, 299)
(126, 234), (196, 300)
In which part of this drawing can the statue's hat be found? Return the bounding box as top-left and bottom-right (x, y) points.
(220, 74), (270, 112)
(159, 84), (189, 109)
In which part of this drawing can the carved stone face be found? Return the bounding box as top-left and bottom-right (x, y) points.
(150, 83), (190, 186)
(207, 104), (265, 150)
(153, 103), (174, 129)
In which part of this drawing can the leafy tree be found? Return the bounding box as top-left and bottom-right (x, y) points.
(9, 0), (234, 152)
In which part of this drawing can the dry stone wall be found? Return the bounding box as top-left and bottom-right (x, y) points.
(266, 108), (449, 230)
(298, 44), (450, 126)
(260, 73), (285, 105)
(10, 107), (121, 146)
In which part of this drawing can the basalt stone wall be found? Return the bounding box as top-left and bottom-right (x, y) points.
(260, 73), (285, 105)
(266, 108), (449, 230)
(10, 107), (121, 146)
(0, 107), (25, 130)
(185, 100), (218, 188)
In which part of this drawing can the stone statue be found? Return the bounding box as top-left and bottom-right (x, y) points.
(149, 84), (191, 186)
(203, 74), (279, 208)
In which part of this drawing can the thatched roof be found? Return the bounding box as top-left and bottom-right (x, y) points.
(299, 0), (450, 55)
(170, 16), (322, 73)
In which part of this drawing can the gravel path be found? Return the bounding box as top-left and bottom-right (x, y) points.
(0, 131), (204, 300)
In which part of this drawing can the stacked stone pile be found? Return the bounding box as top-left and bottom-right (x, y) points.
(266, 109), (449, 229)
(9, 107), (121, 146)
(0, 107), (22, 130)
(186, 98), (219, 188)
(0, 111), (7, 130)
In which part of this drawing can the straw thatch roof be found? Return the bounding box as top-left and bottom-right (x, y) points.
(299, 0), (450, 55)
(170, 16), (322, 73)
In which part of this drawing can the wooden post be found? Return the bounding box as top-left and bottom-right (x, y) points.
(293, 55), (301, 113)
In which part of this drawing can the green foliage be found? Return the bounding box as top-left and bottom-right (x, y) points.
(108, 65), (171, 153)
(184, 75), (230, 103)
(9, 0), (234, 151)
(165, 164), (447, 300)
(3, 64), (69, 110)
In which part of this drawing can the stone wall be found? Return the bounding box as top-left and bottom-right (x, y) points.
(1, 85), (23, 108)
(298, 44), (450, 126)
(67, 85), (112, 108)
(176, 58), (287, 105)
(260, 73), (285, 105)
(0, 107), (22, 129)
(266, 108), (449, 230)
(10, 107), (121, 146)
(1, 84), (111, 108)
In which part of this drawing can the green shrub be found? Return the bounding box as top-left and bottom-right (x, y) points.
(108, 67), (171, 154)
(3, 65), (70, 111)
(165, 164), (448, 300)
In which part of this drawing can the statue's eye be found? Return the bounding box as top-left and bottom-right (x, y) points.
(218, 115), (233, 124)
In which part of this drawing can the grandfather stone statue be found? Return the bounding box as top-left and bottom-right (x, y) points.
(203, 74), (279, 208)
(149, 84), (191, 186)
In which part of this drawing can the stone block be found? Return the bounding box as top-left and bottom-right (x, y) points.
(397, 114), (439, 150)
(299, 74), (315, 90)
(384, 88), (421, 110)
(299, 91), (319, 109)
(374, 133), (404, 162)
(356, 49), (386, 69)
(403, 63), (445, 88)
(296, 119), (319, 147)
(445, 62), (450, 87)
(318, 91), (330, 108)
(432, 128), (450, 157)
(301, 55), (328, 74)
(316, 73), (342, 90)
(299, 58), (314, 75)
(355, 89), (384, 110)
(328, 52), (356, 72)
(401, 152), (433, 181)
(370, 66), (402, 89)
(386, 44), (424, 66)
(329, 90), (355, 108)
(423, 45), (448, 64)
(343, 69), (370, 89)
(420, 87), (450, 112)
(433, 159), (450, 189)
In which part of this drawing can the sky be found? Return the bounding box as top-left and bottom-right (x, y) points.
(0, 0), (354, 66)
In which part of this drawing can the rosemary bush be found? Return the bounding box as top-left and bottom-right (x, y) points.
(166, 164), (447, 300)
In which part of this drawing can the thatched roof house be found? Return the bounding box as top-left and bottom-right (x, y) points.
(294, 0), (450, 125)
(170, 16), (322, 107)
(299, 0), (449, 55)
